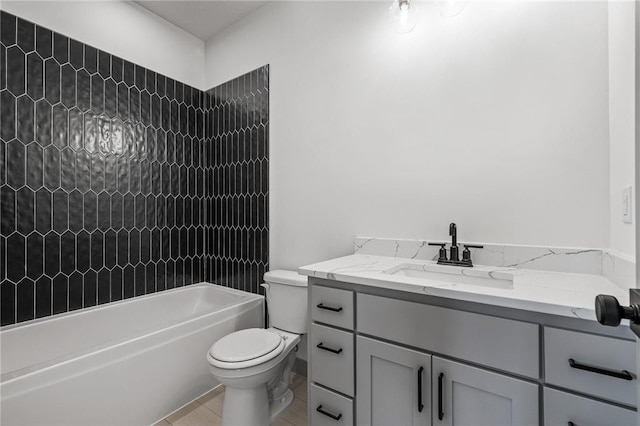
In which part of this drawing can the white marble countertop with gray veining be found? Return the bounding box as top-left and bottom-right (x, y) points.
(299, 254), (629, 321)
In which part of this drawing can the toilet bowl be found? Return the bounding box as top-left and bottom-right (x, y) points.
(206, 270), (308, 426)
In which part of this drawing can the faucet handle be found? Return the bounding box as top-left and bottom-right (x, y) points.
(428, 242), (448, 262)
(463, 244), (484, 249)
(462, 244), (483, 263)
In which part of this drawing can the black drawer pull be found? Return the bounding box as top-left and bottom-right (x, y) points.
(417, 366), (424, 413)
(317, 303), (343, 312)
(317, 342), (343, 354)
(438, 372), (444, 421)
(568, 358), (633, 381)
(568, 422), (577, 426)
(316, 405), (342, 421)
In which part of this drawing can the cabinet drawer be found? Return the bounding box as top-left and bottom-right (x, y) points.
(309, 383), (354, 426)
(311, 285), (354, 330)
(310, 323), (355, 396)
(544, 388), (636, 426)
(545, 327), (636, 406)
(358, 294), (539, 378)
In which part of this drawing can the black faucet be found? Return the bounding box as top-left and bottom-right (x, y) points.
(449, 223), (459, 263)
(428, 223), (483, 267)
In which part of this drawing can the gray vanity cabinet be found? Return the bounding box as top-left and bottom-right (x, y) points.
(356, 336), (432, 426)
(307, 279), (636, 426)
(432, 357), (538, 426)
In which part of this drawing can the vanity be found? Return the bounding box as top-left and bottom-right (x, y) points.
(300, 238), (637, 426)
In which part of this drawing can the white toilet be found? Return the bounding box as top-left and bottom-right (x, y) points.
(206, 270), (308, 426)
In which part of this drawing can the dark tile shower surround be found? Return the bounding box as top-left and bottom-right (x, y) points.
(0, 11), (269, 326)
(205, 69), (270, 295)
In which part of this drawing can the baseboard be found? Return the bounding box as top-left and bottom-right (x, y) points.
(293, 358), (307, 377)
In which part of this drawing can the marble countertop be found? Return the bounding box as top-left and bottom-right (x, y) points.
(299, 254), (629, 321)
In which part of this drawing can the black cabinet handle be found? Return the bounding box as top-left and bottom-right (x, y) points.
(417, 366), (424, 413)
(568, 358), (633, 381)
(438, 372), (444, 421)
(317, 342), (343, 354)
(317, 303), (343, 312)
(568, 422), (577, 426)
(316, 405), (342, 421)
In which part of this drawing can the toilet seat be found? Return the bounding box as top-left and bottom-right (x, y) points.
(209, 328), (286, 369)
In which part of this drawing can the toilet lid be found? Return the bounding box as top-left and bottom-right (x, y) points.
(209, 328), (284, 365)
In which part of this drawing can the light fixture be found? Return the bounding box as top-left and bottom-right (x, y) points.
(437, 0), (466, 17)
(389, 0), (417, 34)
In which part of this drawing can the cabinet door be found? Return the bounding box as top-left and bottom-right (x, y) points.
(432, 357), (538, 426)
(356, 336), (431, 426)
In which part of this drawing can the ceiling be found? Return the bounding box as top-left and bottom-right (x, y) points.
(134, 1), (265, 41)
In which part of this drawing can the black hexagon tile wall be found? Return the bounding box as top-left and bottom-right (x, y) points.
(0, 11), (270, 326)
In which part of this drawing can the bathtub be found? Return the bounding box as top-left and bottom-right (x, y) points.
(0, 283), (263, 426)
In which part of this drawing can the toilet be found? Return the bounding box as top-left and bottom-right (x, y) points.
(206, 270), (308, 426)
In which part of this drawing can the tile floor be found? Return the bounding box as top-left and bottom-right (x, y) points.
(155, 374), (307, 426)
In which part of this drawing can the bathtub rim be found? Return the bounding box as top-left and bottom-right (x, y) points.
(1, 283), (264, 383)
(0, 282), (260, 333)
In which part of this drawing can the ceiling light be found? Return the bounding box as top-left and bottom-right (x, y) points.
(389, 0), (417, 34)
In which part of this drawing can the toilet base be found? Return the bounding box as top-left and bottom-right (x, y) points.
(270, 389), (294, 422)
(221, 387), (294, 426)
(222, 385), (270, 426)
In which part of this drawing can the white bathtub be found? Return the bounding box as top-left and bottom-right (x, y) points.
(0, 283), (263, 426)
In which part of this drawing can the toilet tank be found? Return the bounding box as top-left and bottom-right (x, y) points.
(262, 270), (308, 334)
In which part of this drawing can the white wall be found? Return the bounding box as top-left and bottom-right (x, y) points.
(636, 1), (640, 295)
(205, 1), (611, 270)
(1, 0), (205, 89)
(609, 0), (636, 258)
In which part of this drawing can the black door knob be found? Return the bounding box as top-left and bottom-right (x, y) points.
(595, 295), (640, 326)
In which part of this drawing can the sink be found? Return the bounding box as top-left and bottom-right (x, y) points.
(386, 264), (513, 289)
